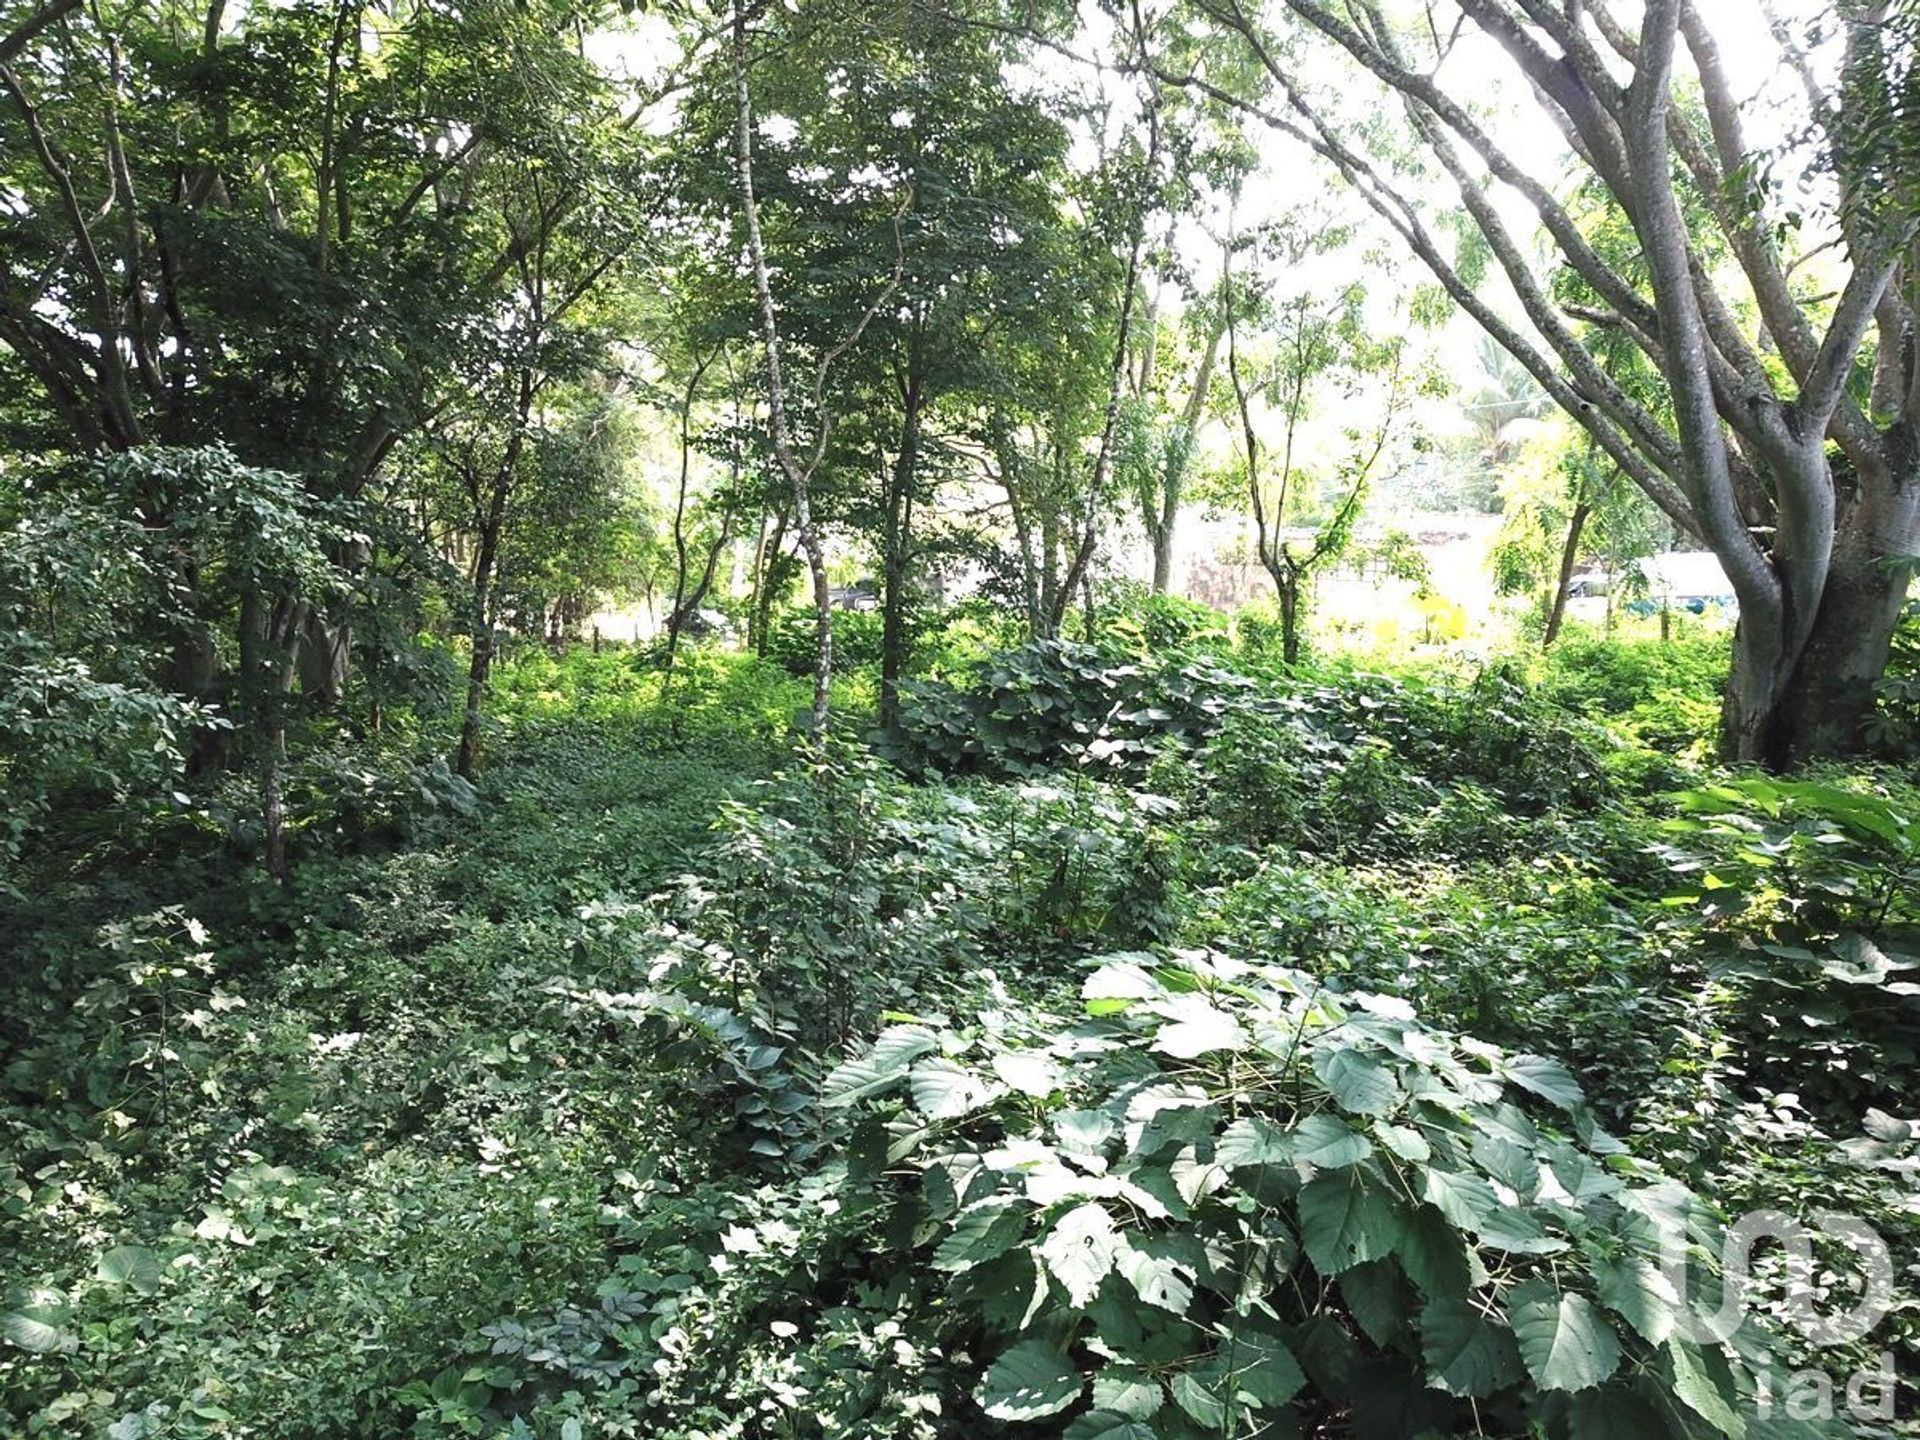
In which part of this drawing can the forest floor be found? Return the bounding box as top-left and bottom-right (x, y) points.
(2, 635), (1917, 1439)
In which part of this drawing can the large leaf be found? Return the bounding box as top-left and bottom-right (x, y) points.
(1151, 1002), (1247, 1060)
(1090, 1367), (1164, 1418)
(1567, 1386), (1671, 1439)
(1418, 1295), (1522, 1397)
(1116, 1235), (1194, 1314)
(1315, 1046), (1401, 1116)
(1508, 1281), (1621, 1394)
(822, 1025), (939, 1106)
(1593, 1254), (1679, 1347)
(1394, 1204), (1472, 1299)
(1504, 1054), (1584, 1111)
(96, 1244), (162, 1296)
(993, 1051), (1065, 1097)
(1061, 1413), (1156, 1440)
(1298, 1170), (1403, 1276)
(1215, 1115), (1290, 1168)
(934, 1197), (1027, 1273)
(1421, 1165), (1498, 1229)
(1290, 1113), (1373, 1169)
(1, 1308), (73, 1354)
(1040, 1201), (1118, 1308)
(909, 1057), (994, 1120)
(978, 1340), (1084, 1420)
(1667, 1337), (1746, 1437)
(1214, 1320), (1307, 1408)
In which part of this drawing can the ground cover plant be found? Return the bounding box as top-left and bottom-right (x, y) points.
(3, 626), (1916, 1438)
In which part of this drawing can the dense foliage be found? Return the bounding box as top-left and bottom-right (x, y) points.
(3, 625), (1915, 1437)
(4, 0), (1918, 1434)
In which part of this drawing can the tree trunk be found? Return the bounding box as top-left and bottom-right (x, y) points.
(1151, 528), (1174, 595)
(454, 538), (497, 780)
(1722, 536), (1914, 767)
(1542, 500), (1591, 650)
(1279, 579), (1301, 667)
(297, 607), (350, 704)
(879, 369), (923, 732)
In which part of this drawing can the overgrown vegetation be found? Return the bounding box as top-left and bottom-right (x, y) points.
(4, 0), (1918, 1433)
(4, 619), (1915, 1437)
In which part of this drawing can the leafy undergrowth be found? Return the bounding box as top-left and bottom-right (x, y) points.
(3, 643), (1916, 1438)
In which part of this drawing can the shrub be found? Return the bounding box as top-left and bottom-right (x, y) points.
(808, 949), (1793, 1438)
(893, 640), (1257, 778)
(765, 605), (889, 678)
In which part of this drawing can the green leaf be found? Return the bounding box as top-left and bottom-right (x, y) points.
(1152, 1004), (1247, 1059)
(1567, 1386), (1670, 1439)
(1215, 1115), (1290, 1168)
(909, 1057), (994, 1120)
(822, 1025), (939, 1106)
(1298, 1170), (1403, 1276)
(1374, 1122), (1431, 1163)
(1040, 1201), (1118, 1308)
(1170, 1371), (1226, 1427)
(1476, 1205), (1567, 1254)
(1421, 1166), (1498, 1229)
(1504, 1054), (1583, 1111)
(1056, 1108), (1117, 1154)
(1394, 1204), (1472, 1299)
(1593, 1254), (1679, 1347)
(1084, 962), (1160, 1016)
(1117, 1235), (1195, 1314)
(1, 1309), (73, 1354)
(1509, 1281), (1621, 1394)
(1215, 1321), (1307, 1408)
(1668, 1337), (1746, 1437)
(1418, 1295), (1522, 1397)
(1315, 1046), (1401, 1116)
(1090, 1367), (1164, 1419)
(992, 1051), (1065, 1097)
(96, 1244), (162, 1295)
(934, 1197), (1027, 1273)
(1290, 1112), (1373, 1169)
(978, 1340), (1084, 1420)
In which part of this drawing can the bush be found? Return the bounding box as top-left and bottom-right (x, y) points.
(765, 605), (889, 678)
(893, 640), (1257, 778)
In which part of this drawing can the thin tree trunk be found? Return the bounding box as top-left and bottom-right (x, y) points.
(1543, 500), (1591, 649)
(879, 368), (923, 732)
(454, 536), (497, 780)
(1278, 574), (1301, 667)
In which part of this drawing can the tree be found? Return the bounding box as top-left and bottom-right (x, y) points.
(1123, 299), (1225, 594)
(726, 0), (899, 729)
(1489, 422), (1659, 648)
(0, 0), (640, 850)
(1174, 0), (1920, 765)
(1222, 212), (1414, 664)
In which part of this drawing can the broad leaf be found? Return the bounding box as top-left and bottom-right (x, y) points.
(96, 1244), (162, 1295)
(1290, 1113), (1373, 1169)
(934, 1197), (1027, 1273)
(1315, 1046), (1400, 1116)
(823, 1025), (939, 1106)
(1593, 1254), (1679, 1347)
(1504, 1054), (1583, 1111)
(1509, 1281), (1621, 1394)
(1418, 1295), (1522, 1397)
(909, 1057), (994, 1120)
(1298, 1170), (1403, 1276)
(978, 1340), (1083, 1420)
(1040, 1201), (1118, 1307)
